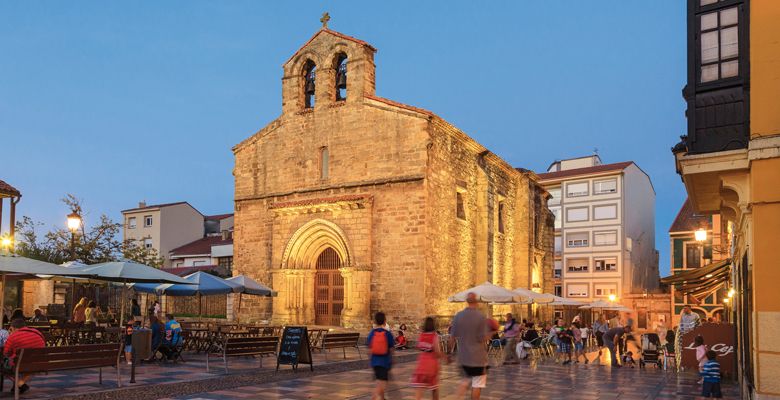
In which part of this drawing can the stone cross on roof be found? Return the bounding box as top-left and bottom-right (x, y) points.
(320, 12), (330, 28)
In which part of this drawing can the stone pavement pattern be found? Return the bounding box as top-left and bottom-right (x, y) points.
(167, 358), (740, 400)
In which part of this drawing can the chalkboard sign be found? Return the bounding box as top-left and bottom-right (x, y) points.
(276, 326), (313, 371)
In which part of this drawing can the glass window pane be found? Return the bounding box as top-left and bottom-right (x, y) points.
(566, 207), (588, 222)
(701, 12), (718, 31)
(720, 27), (739, 59)
(721, 60), (739, 78)
(701, 31), (719, 63)
(720, 7), (738, 26)
(701, 64), (719, 82)
(700, 0), (718, 5)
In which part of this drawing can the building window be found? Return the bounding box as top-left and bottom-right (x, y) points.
(143, 238), (153, 249)
(593, 179), (617, 194)
(497, 200), (505, 233)
(144, 215), (153, 227)
(593, 230), (618, 246)
(567, 284), (588, 298)
(456, 191), (466, 220)
(320, 147), (329, 180)
(128, 217), (137, 229)
(554, 260), (562, 278)
(566, 258), (589, 273)
(566, 207), (588, 222)
(566, 182), (589, 198)
(595, 284), (617, 297)
(593, 204), (617, 220)
(192, 260), (206, 266)
(685, 243), (702, 268)
(303, 60), (316, 108)
(218, 256), (233, 269)
(699, 6), (739, 83)
(335, 53), (347, 101)
(595, 257), (617, 271)
(550, 207), (561, 229)
(554, 236), (562, 255)
(554, 285), (562, 297)
(548, 188), (561, 205)
(566, 232), (589, 248)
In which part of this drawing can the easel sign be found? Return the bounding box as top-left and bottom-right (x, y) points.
(276, 326), (313, 371)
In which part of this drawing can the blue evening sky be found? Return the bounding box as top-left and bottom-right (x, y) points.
(0, 1), (687, 275)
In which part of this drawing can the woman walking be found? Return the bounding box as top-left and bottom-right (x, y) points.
(411, 317), (443, 400)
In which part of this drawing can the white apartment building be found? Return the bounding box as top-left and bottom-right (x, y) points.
(536, 155), (659, 303)
(122, 201), (205, 267)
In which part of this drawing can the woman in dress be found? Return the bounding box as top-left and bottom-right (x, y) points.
(411, 317), (443, 400)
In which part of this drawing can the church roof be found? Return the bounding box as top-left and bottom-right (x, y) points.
(285, 28), (377, 65)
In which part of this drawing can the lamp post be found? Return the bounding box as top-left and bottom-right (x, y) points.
(66, 212), (81, 260)
(695, 228), (707, 242)
(66, 212), (82, 320)
(608, 294), (617, 302)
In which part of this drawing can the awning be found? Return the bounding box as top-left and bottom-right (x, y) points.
(661, 258), (731, 300)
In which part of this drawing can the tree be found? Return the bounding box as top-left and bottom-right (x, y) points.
(14, 194), (165, 267)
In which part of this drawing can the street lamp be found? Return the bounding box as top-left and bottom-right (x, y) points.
(0, 235), (11, 254)
(66, 212), (82, 260)
(695, 228), (708, 242)
(608, 294), (617, 302)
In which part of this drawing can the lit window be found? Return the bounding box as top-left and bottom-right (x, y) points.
(128, 217), (137, 229)
(595, 284), (617, 297)
(566, 232), (589, 248)
(566, 258), (589, 273)
(566, 207), (588, 222)
(320, 147), (329, 180)
(593, 204), (617, 220)
(566, 182), (588, 198)
(595, 257), (617, 271)
(594, 231), (618, 246)
(143, 238), (153, 249)
(594, 179), (617, 194)
(699, 6), (739, 82)
(144, 215), (153, 227)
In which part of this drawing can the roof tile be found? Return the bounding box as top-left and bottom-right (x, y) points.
(669, 198), (712, 233)
(533, 161), (634, 181)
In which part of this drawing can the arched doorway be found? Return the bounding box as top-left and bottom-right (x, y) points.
(315, 248), (343, 326)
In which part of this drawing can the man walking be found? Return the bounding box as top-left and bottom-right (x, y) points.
(449, 293), (495, 399)
(603, 325), (631, 367)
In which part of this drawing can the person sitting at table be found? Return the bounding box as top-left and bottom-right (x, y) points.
(28, 309), (48, 323)
(516, 322), (540, 360)
(84, 301), (101, 326)
(72, 297), (87, 324)
(4, 319), (45, 394)
(146, 315), (164, 361)
(159, 314), (182, 360)
(10, 309), (25, 322)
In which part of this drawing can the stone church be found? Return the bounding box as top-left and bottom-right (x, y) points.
(232, 22), (554, 328)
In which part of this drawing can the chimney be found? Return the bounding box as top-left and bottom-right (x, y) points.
(221, 230), (230, 241)
(138, 200), (147, 208)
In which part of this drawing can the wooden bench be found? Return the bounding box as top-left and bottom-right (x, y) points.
(206, 336), (279, 374)
(1, 343), (122, 400)
(316, 332), (362, 360)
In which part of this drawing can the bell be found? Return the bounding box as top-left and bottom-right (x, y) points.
(305, 79), (315, 95)
(336, 71), (347, 89)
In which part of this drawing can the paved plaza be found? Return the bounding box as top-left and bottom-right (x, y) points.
(167, 354), (739, 400)
(9, 345), (737, 399)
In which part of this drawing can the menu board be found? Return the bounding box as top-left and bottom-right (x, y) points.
(276, 326), (313, 371)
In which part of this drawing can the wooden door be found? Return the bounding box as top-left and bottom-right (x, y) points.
(315, 248), (344, 326)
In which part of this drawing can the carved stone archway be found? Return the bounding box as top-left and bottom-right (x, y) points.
(271, 219), (369, 327)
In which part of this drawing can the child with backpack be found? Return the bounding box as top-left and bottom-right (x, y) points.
(410, 317), (443, 400)
(367, 312), (395, 400)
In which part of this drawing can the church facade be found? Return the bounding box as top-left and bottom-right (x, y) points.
(232, 25), (554, 328)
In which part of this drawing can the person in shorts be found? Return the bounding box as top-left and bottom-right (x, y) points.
(448, 292), (496, 400)
(700, 350), (722, 398)
(367, 312), (394, 400)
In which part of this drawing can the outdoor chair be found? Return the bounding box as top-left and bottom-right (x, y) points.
(486, 338), (505, 367)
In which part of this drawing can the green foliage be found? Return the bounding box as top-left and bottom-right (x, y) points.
(14, 194), (164, 268)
